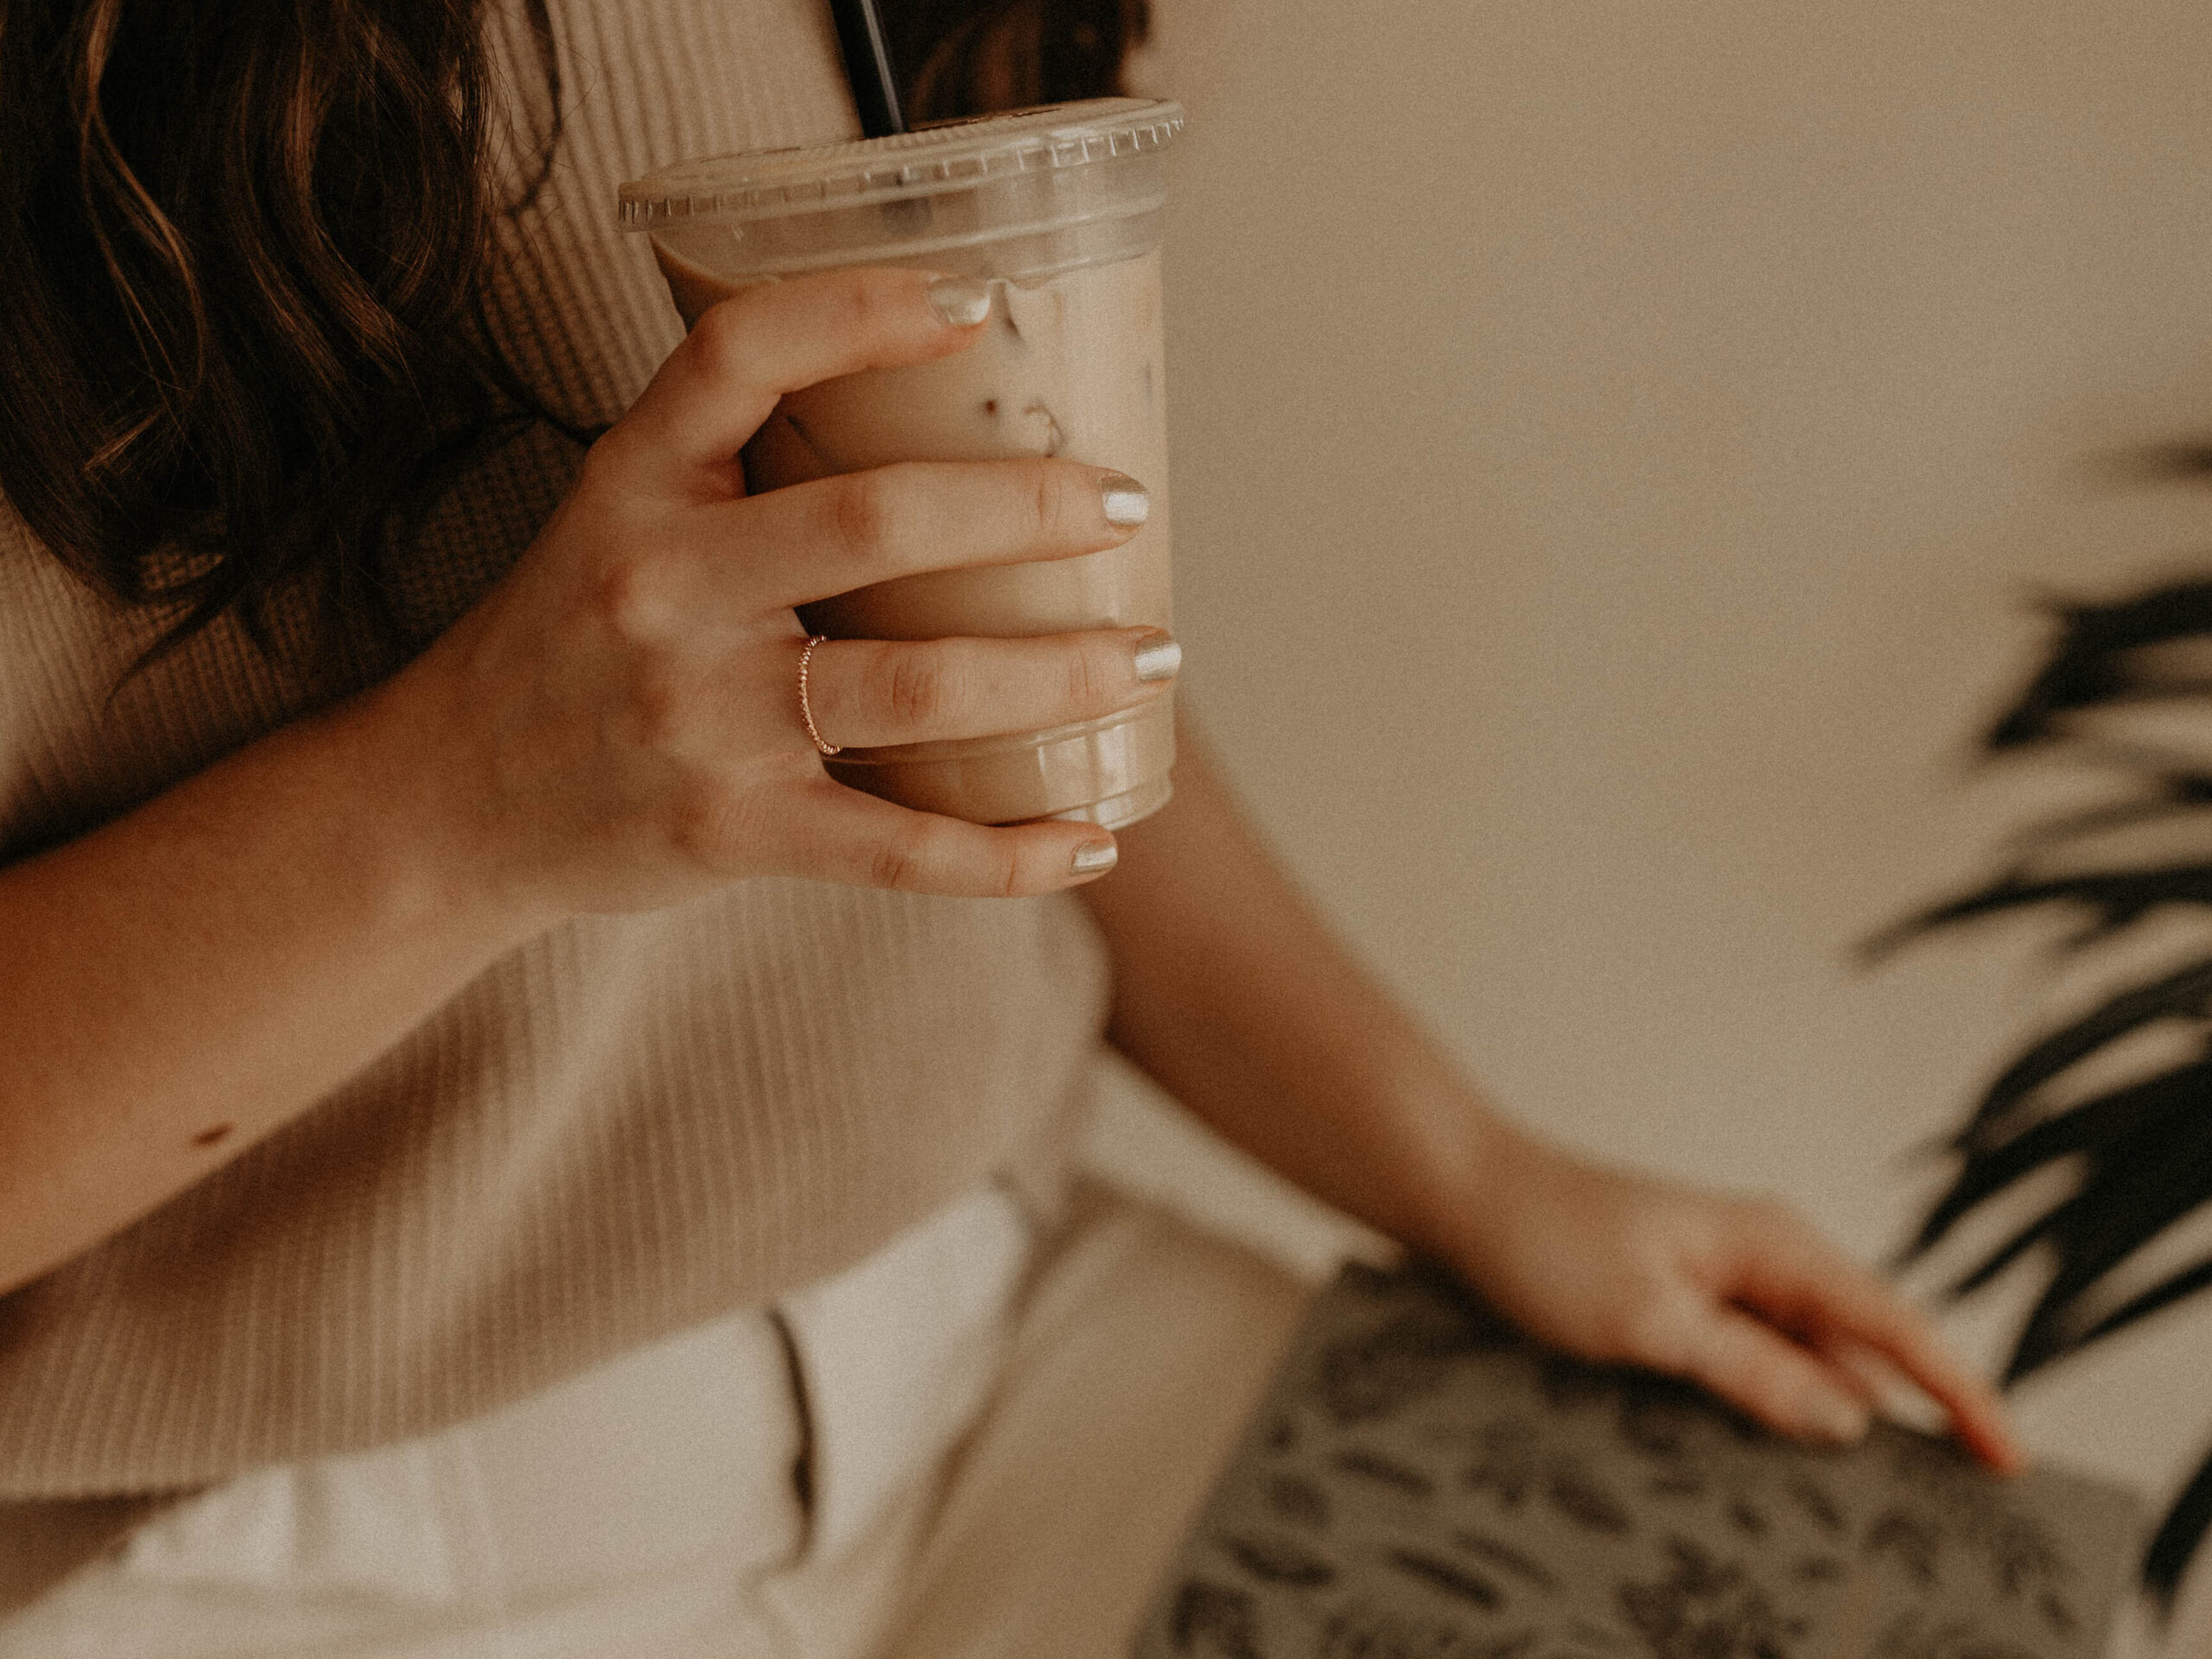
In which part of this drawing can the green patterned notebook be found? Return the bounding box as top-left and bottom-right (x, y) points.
(1134, 1261), (2145, 1659)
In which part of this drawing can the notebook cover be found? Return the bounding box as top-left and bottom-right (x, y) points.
(1133, 1259), (2146, 1659)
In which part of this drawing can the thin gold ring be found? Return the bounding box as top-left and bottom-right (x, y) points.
(798, 634), (841, 756)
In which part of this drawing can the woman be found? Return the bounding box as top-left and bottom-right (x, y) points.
(0, 0), (2018, 1652)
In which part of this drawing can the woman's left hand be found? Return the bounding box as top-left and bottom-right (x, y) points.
(1439, 1126), (2024, 1471)
(1083, 730), (2022, 1473)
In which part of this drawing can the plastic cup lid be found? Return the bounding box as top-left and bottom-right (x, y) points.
(617, 98), (1185, 231)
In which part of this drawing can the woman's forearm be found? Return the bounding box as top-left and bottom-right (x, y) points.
(1078, 710), (1519, 1261)
(1083, 713), (2024, 1468)
(0, 673), (533, 1296)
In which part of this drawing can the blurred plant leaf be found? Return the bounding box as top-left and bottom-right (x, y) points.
(1986, 578), (2212, 751)
(1911, 1064), (2212, 1256)
(2071, 1254), (2212, 1353)
(1880, 574), (2212, 1610)
(1871, 869), (2212, 961)
(2012, 770), (2212, 848)
(1997, 1097), (2212, 1382)
(2148, 1452), (2212, 1611)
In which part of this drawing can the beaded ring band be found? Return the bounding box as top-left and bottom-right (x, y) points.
(797, 634), (842, 756)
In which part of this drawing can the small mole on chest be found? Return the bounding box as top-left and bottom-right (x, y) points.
(194, 1123), (234, 1148)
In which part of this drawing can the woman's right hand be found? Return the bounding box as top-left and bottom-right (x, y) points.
(3, 264), (1178, 1290)
(391, 266), (1171, 922)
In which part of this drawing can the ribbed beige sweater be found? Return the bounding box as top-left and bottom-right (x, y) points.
(0, 0), (1110, 1498)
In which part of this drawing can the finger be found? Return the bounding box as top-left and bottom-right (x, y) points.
(612, 268), (995, 475)
(1810, 1336), (1972, 1446)
(1669, 1302), (1878, 1447)
(764, 776), (1119, 897)
(1733, 1226), (2026, 1473)
(803, 628), (1179, 749)
(709, 459), (1151, 611)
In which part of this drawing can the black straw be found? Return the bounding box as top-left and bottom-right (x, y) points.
(829, 0), (906, 137)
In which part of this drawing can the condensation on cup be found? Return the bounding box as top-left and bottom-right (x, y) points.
(619, 99), (1185, 830)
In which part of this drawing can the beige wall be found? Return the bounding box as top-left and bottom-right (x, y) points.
(1100, 0), (2212, 1640)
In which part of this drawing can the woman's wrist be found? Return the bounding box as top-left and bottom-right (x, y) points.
(334, 660), (568, 957)
(1372, 1063), (1545, 1268)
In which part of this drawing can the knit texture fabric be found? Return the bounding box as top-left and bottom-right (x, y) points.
(0, 0), (1110, 1498)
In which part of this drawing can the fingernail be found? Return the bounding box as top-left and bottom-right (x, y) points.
(1071, 841), (1119, 876)
(1133, 632), (1182, 683)
(1809, 1394), (1872, 1445)
(928, 276), (993, 327)
(1101, 473), (1151, 527)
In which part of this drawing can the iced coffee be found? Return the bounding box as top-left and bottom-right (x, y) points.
(619, 99), (1183, 830)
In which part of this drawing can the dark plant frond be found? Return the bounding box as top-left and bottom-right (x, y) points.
(1906, 1054), (2212, 1382)
(2007, 785), (2212, 854)
(2148, 1448), (2212, 1610)
(1910, 1063), (2211, 1257)
(1868, 866), (2212, 963)
(1957, 957), (2212, 1142)
(1999, 1112), (2212, 1382)
(1988, 578), (2212, 752)
(2070, 1255), (2212, 1356)
(1881, 571), (2212, 1602)
(2036, 737), (2212, 785)
(1945, 1192), (2070, 1299)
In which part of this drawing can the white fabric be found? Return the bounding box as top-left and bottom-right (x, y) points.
(779, 1187), (1030, 1567)
(0, 1187), (1030, 1659)
(0, 1183), (1314, 1659)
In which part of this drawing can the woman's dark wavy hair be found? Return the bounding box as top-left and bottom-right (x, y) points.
(0, 0), (1147, 679)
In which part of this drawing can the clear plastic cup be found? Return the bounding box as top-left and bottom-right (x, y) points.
(618, 99), (1185, 830)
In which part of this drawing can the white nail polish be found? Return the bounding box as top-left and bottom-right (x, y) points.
(1101, 473), (1150, 528)
(1134, 633), (1182, 683)
(1071, 842), (1119, 876)
(928, 277), (992, 327)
